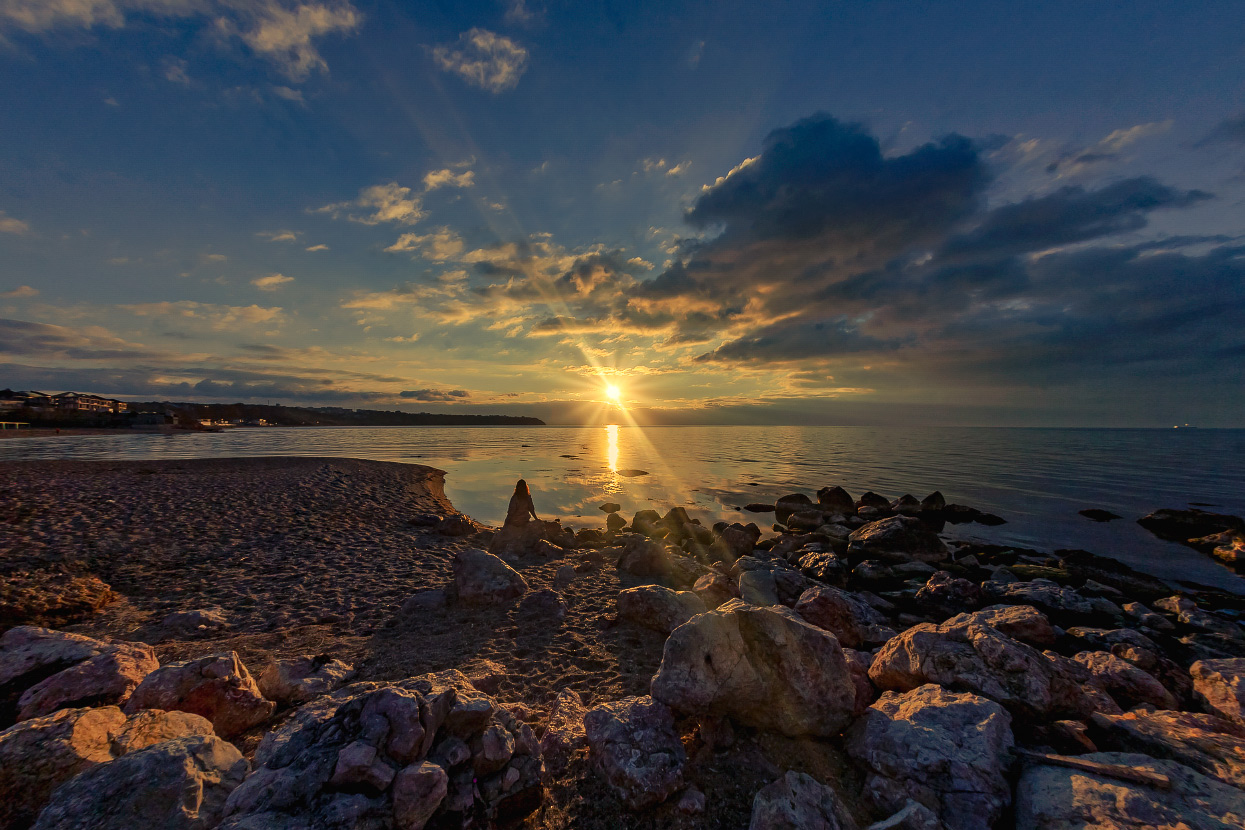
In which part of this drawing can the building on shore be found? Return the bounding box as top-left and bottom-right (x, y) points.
(0, 390), (128, 414)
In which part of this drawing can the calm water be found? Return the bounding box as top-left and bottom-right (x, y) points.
(3, 425), (1244, 592)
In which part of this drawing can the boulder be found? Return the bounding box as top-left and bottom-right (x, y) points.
(160, 608), (229, 634)
(0, 625), (111, 690)
(452, 549), (528, 606)
(488, 519), (565, 557)
(650, 602), (856, 737)
(798, 551), (849, 586)
(1137, 508), (1245, 543)
(17, 641), (157, 721)
(599, 503), (621, 513)
(869, 618), (1089, 719)
(919, 491), (947, 513)
(124, 652), (274, 738)
(775, 494), (815, 523)
(614, 534), (671, 577)
(1122, 601), (1175, 630)
(606, 513), (627, 532)
(518, 589), (567, 620)
(914, 571), (983, 616)
(738, 569), (780, 606)
(1154, 596), (1245, 639)
(867, 800), (942, 830)
(846, 684), (1013, 830)
(945, 604), (1057, 647)
(1014, 751), (1245, 830)
(0, 706), (215, 829)
(258, 655), (355, 706)
(981, 579), (1093, 621)
(1191, 658), (1245, 724)
(847, 517), (947, 564)
(719, 524), (758, 560)
(1090, 709), (1245, 788)
(890, 495), (922, 516)
(538, 688), (587, 775)
(1058, 549), (1172, 602)
(843, 648), (878, 716)
(1073, 650), (1176, 710)
(399, 589), (447, 616)
(693, 573), (737, 610)
(223, 671), (542, 827)
(817, 486), (855, 516)
(583, 696), (685, 810)
(617, 585), (706, 635)
(748, 771), (853, 830)
(32, 735), (248, 830)
(0, 572), (116, 630)
(794, 585), (896, 649)
(856, 491), (891, 510)
(435, 515), (476, 536)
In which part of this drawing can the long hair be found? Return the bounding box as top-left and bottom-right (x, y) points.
(513, 479), (530, 499)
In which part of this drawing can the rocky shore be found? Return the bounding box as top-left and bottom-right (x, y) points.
(2, 456), (1245, 829)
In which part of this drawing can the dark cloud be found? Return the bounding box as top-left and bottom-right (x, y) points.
(400, 388), (471, 401)
(0, 318), (161, 361)
(1196, 113), (1245, 146)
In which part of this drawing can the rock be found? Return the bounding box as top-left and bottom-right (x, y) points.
(408, 512), (442, 527)
(400, 588), (447, 616)
(738, 569), (780, 606)
(915, 571), (983, 616)
(452, 549), (528, 606)
(1122, 600), (1174, 630)
(890, 494), (922, 516)
(32, 735), (248, 830)
(919, 491), (946, 513)
(677, 785), (706, 815)
(794, 585), (896, 648)
(720, 524), (758, 560)
(487, 519), (565, 556)
(583, 696), (685, 810)
(788, 510), (829, 531)
(1138, 508), (1245, 543)
(866, 799), (942, 830)
(745, 503), (776, 513)
(1090, 709), (1245, 788)
(651, 602), (856, 737)
(436, 515), (476, 536)
(17, 641), (157, 721)
(258, 655), (355, 706)
(0, 705), (217, 828)
(0, 625), (111, 690)
(847, 517), (948, 564)
(392, 761), (448, 830)
(748, 770), (852, 830)
(617, 585), (706, 635)
(775, 493), (815, 523)
(856, 491), (891, 510)
(1073, 650), (1176, 710)
(606, 513), (626, 532)
(614, 534), (672, 578)
(843, 648), (878, 716)
(1191, 658), (1245, 724)
(124, 652), (274, 738)
(798, 551), (849, 586)
(538, 688), (587, 774)
(869, 617), (1089, 719)
(0, 572), (116, 629)
(1059, 548), (1172, 602)
(160, 607), (229, 633)
(693, 573), (737, 610)
(518, 588), (567, 620)
(599, 503), (621, 513)
(461, 660), (507, 695)
(981, 579), (1093, 621)
(845, 684), (1014, 830)
(817, 486), (856, 516)
(1079, 508), (1122, 522)
(1154, 595), (1244, 639)
(224, 672), (542, 827)
(1014, 751), (1245, 830)
(853, 560), (894, 582)
(552, 564), (577, 588)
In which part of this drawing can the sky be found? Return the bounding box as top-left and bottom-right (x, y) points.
(1, 0), (1244, 426)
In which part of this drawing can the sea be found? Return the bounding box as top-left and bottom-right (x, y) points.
(4, 425), (1244, 593)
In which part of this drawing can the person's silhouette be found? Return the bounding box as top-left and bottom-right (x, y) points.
(505, 479), (539, 527)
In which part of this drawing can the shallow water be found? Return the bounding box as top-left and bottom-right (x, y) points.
(3, 425), (1243, 592)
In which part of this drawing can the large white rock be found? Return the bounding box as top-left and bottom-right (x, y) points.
(846, 684), (1014, 830)
(583, 696), (685, 810)
(1191, 657), (1245, 725)
(794, 585), (896, 648)
(124, 652), (274, 738)
(452, 549), (528, 605)
(616, 585), (706, 635)
(650, 602), (855, 737)
(257, 655), (355, 705)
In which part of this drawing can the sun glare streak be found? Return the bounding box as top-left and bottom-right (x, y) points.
(606, 423), (619, 472)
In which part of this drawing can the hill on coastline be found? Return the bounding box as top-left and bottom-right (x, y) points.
(127, 401), (545, 427)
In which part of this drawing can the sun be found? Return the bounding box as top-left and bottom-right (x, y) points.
(606, 384), (621, 402)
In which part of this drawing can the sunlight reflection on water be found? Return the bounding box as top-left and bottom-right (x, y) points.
(3, 425), (1244, 591)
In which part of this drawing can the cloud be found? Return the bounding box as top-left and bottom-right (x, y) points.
(305, 243), (329, 251)
(0, 1), (362, 81)
(1045, 121), (1172, 177)
(431, 28), (528, 93)
(205, 253), (228, 261)
(0, 285), (38, 298)
(313, 182), (424, 225)
(120, 300), (285, 331)
(385, 227), (463, 260)
(0, 210), (29, 234)
(256, 229), (299, 242)
(423, 168), (474, 190)
(0, 317), (160, 361)
(686, 39), (705, 68)
(163, 57), (190, 84)
(252, 273), (294, 290)
(504, 0), (540, 25)
(1197, 112), (1245, 146)
(271, 85), (304, 102)
(399, 388), (470, 401)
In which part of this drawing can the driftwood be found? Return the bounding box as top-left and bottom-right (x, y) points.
(1013, 747), (1173, 790)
